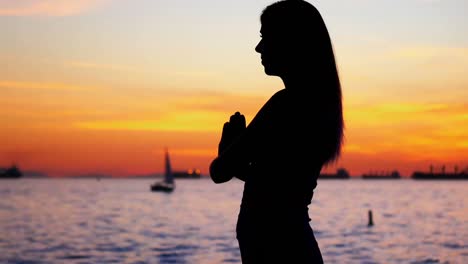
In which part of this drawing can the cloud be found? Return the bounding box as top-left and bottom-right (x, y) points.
(343, 101), (468, 160)
(389, 46), (468, 63)
(74, 112), (223, 132)
(0, 0), (112, 16)
(0, 80), (98, 91)
(66, 61), (139, 72)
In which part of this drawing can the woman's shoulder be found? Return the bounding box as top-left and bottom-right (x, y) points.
(269, 88), (297, 106)
(270, 88), (313, 111)
(271, 88), (288, 99)
(271, 88), (312, 101)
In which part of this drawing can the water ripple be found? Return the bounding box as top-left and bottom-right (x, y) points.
(0, 179), (466, 263)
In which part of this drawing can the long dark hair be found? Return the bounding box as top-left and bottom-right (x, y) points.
(261, 0), (344, 165)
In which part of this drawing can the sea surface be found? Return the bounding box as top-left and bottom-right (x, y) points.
(0, 178), (467, 264)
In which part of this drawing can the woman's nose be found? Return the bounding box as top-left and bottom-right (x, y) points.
(255, 39), (263, 54)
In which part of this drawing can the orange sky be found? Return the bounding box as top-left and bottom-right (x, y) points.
(1, 0), (467, 177)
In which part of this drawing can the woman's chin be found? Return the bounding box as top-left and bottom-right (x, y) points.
(263, 67), (279, 76)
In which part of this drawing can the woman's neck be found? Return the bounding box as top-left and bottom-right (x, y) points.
(281, 74), (313, 91)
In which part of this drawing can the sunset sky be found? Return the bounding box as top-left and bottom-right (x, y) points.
(1, 0), (467, 177)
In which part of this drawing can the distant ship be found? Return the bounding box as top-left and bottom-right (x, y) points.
(412, 165), (468, 180)
(362, 170), (401, 179)
(319, 168), (350, 179)
(150, 148), (175, 193)
(173, 169), (201, 179)
(0, 165), (22, 179)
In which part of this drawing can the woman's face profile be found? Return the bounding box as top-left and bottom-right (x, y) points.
(255, 24), (290, 77)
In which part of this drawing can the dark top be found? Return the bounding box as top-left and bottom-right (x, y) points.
(235, 88), (328, 232)
(208, 88), (330, 262)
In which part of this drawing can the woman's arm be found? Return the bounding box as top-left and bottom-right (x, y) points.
(210, 111), (256, 183)
(209, 156), (244, 184)
(210, 95), (277, 184)
(210, 140), (248, 183)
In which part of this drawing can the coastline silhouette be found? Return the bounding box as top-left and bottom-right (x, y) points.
(209, 0), (344, 263)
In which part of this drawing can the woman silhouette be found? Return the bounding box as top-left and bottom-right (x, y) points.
(210, 0), (344, 263)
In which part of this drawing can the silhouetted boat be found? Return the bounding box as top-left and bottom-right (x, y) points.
(412, 172), (468, 180)
(0, 165), (22, 179)
(319, 168), (350, 179)
(150, 148), (175, 192)
(362, 170), (401, 179)
(411, 165), (468, 180)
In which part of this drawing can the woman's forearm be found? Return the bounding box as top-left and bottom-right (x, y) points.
(209, 157), (234, 184)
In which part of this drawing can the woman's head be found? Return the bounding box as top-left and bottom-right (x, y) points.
(256, 0), (344, 164)
(256, 0), (334, 78)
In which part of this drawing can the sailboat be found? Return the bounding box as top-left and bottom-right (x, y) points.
(150, 148), (175, 192)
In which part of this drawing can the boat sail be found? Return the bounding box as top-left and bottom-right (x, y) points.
(150, 148), (175, 192)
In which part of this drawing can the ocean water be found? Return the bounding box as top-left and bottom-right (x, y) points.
(0, 178), (467, 264)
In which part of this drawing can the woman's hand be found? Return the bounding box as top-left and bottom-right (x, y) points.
(218, 112), (246, 155)
(211, 111), (247, 184)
